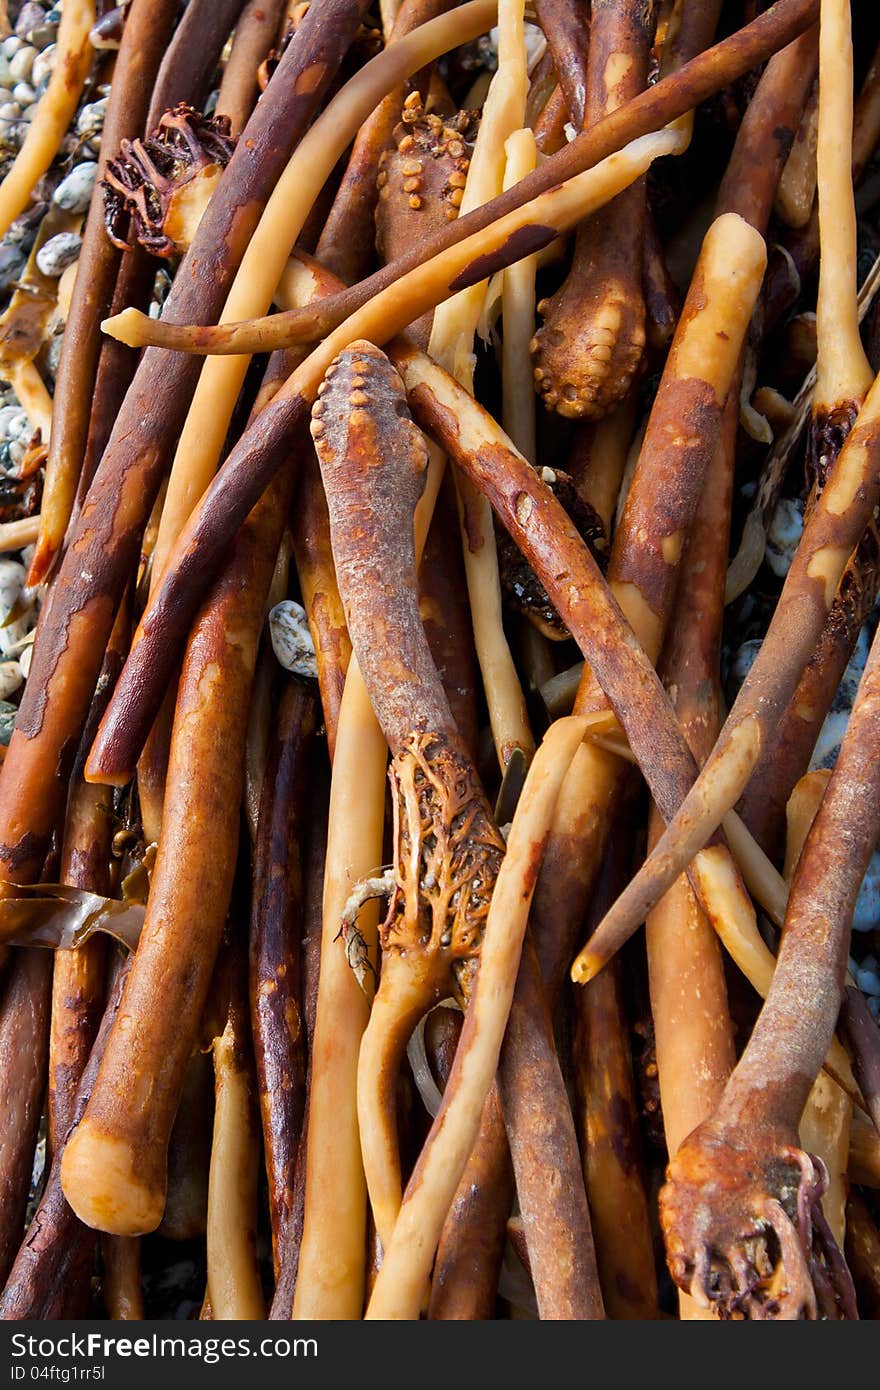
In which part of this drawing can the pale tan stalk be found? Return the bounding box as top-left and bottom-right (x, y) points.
(0, 516), (40, 552)
(366, 717), (588, 1320)
(206, 1019), (266, 1320)
(149, 0), (497, 585)
(814, 0), (872, 413)
(785, 769), (851, 1248)
(774, 81), (819, 229)
(428, 0), (533, 768)
(0, 0), (95, 237)
(501, 127), (538, 464)
(292, 666), (388, 1319)
(7, 360), (52, 443)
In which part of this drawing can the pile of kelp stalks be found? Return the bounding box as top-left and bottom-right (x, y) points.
(0, 0), (878, 1323)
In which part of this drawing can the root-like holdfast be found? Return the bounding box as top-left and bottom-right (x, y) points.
(660, 1128), (855, 1319)
(103, 105), (236, 258)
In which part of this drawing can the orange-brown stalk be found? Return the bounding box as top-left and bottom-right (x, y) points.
(571, 876), (660, 1320)
(207, 930), (265, 1319)
(532, 0), (656, 419)
(101, 1238), (143, 1319)
(59, 463), (296, 1236)
(217, 0), (288, 136)
(845, 1192), (880, 1319)
(532, 0), (590, 126)
(645, 395), (738, 1184)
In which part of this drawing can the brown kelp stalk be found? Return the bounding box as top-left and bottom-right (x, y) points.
(532, 0), (656, 419)
(0, 956), (132, 1320)
(785, 771), (851, 1250)
(217, 0), (289, 137)
(249, 676), (317, 1275)
(310, 341), (504, 1249)
(28, 0), (181, 586)
(0, 951), (51, 1287)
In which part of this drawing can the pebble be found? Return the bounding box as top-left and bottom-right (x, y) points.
(0, 242), (25, 290)
(0, 699), (15, 745)
(15, 5), (47, 41)
(1, 36), (22, 60)
(36, 229), (82, 276)
(53, 160), (97, 213)
(16, 638), (33, 680)
(31, 43), (55, 88)
(0, 406), (24, 440)
(9, 44), (37, 83)
(0, 100), (21, 122)
(76, 99), (107, 139)
(729, 637), (762, 691)
(765, 496), (804, 578)
(0, 558), (26, 616)
(0, 659), (22, 699)
(268, 600), (318, 680)
(0, 612), (33, 658)
(853, 849), (880, 933)
(12, 80), (34, 105)
(810, 626), (869, 769)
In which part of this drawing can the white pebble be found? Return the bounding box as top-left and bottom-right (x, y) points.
(0, 100), (21, 120)
(76, 99), (106, 137)
(0, 700), (15, 745)
(31, 43), (55, 87)
(16, 639), (33, 681)
(36, 230), (82, 276)
(0, 558), (25, 616)
(53, 160), (97, 213)
(0, 660), (22, 699)
(12, 81), (34, 105)
(0, 613), (32, 658)
(1, 37), (22, 60)
(8, 410), (31, 441)
(0, 406), (24, 439)
(765, 496), (804, 578)
(268, 600), (318, 680)
(9, 45), (37, 82)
